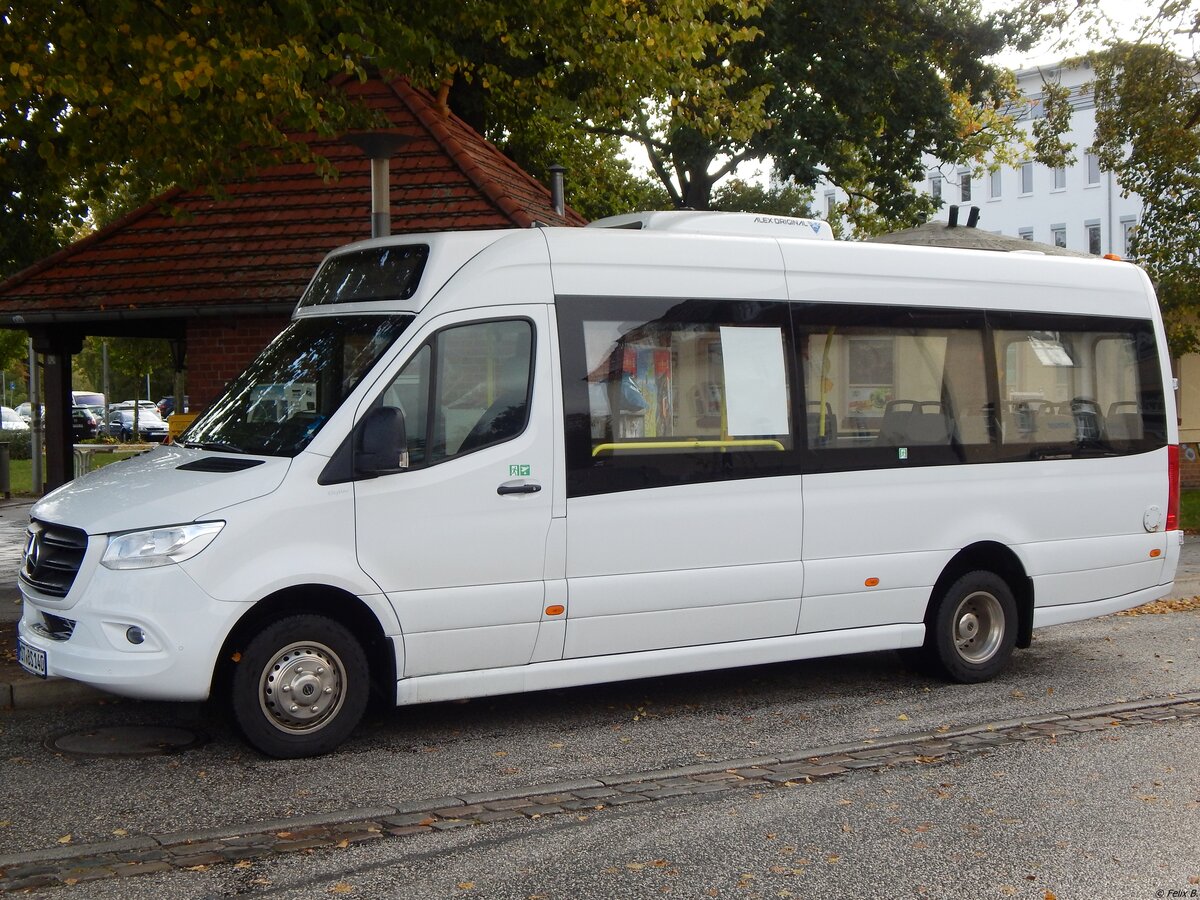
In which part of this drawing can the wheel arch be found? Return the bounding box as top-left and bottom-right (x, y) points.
(212, 584), (397, 702)
(931, 542), (1034, 649)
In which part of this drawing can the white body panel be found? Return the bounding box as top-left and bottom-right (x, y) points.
(14, 221), (1180, 718)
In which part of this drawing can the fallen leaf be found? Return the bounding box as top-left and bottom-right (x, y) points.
(234, 861), (253, 869)
(330, 884), (354, 895)
(897, 713), (910, 721)
(456, 883), (475, 891)
(56, 834), (72, 844)
(337, 839), (350, 848)
(186, 865), (209, 872)
(64, 878), (79, 886)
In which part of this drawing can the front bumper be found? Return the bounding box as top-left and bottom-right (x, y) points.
(17, 560), (250, 701)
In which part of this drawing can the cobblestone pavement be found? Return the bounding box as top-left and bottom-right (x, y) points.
(1, 692), (1196, 893)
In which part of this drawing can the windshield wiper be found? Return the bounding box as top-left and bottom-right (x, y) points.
(183, 441), (248, 455)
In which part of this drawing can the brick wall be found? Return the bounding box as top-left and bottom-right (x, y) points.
(1182, 443), (1200, 489)
(186, 315), (290, 411)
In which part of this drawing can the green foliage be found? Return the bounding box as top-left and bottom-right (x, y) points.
(1, 0), (765, 273)
(1, 429), (31, 460)
(709, 178), (815, 217)
(496, 120), (668, 222)
(75, 336), (175, 405)
(1092, 39), (1200, 357)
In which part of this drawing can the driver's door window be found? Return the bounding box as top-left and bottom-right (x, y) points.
(379, 319), (534, 468)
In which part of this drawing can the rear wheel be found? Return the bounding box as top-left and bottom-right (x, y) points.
(922, 571), (1017, 683)
(231, 615), (369, 758)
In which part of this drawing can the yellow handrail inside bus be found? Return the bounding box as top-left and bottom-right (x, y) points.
(592, 439), (786, 457)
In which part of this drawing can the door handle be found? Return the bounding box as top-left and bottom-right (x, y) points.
(497, 480), (542, 495)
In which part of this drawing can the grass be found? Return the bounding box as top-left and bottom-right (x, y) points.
(1182, 489), (1200, 534)
(2, 453), (137, 497)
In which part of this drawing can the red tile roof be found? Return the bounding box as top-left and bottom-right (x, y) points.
(0, 78), (586, 323)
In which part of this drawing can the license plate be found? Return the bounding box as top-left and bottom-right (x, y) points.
(16, 638), (47, 678)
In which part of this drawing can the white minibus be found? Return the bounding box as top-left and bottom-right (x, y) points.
(15, 212), (1181, 757)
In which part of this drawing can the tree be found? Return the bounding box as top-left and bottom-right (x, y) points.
(101, 338), (172, 437)
(1091, 28), (1200, 356)
(587, 0), (1052, 227)
(1, 1), (759, 274)
(710, 178), (815, 217)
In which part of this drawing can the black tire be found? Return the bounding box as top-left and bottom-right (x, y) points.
(231, 615), (369, 758)
(921, 571), (1017, 683)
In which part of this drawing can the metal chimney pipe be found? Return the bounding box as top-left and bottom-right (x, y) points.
(548, 164), (566, 217)
(947, 204), (959, 228)
(345, 132), (414, 238)
(966, 206), (981, 228)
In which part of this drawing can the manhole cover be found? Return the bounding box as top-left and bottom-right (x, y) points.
(46, 725), (206, 757)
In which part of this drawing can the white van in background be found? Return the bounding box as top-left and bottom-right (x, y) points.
(15, 212), (1181, 757)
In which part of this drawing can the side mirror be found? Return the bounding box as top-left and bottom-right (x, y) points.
(356, 406), (409, 475)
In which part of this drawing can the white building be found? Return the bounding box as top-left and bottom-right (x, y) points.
(817, 58), (1142, 259)
(932, 60), (1139, 257)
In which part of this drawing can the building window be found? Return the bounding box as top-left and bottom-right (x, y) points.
(1086, 153), (1101, 186)
(1086, 221), (1102, 255)
(1051, 225), (1066, 248)
(1019, 162), (1033, 196)
(931, 176), (942, 201)
(990, 170), (1002, 200)
(1018, 228), (1034, 241)
(825, 191), (836, 218)
(1052, 167), (1066, 190)
(960, 170), (972, 202)
(1121, 218), (1138, 257)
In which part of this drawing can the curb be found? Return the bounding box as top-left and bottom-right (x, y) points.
(2, 692), (1199, 891)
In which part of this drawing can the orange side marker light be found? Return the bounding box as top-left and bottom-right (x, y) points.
(1150, 549), (1162, 558)
(864, 578), (880, 587)
(545, 605), (565, 616)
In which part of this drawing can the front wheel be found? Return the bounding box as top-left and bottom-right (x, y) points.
(921, 571), (1017, 683)
(231, 615), (369, 758)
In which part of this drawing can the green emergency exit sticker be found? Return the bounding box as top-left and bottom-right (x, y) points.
(509, 464), (531, 477)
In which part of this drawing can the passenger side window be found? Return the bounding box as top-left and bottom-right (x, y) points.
(580, 311), (792, 457)
(378, 319), (533, 467)
(557, 298), (798, 497)
(995, 325), (1163, 452)
(799, 323), (990, 452)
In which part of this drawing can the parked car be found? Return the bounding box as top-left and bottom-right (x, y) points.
(72, 391), (105, 409)
(0, 406), (30, 431)
(115, 400), (159, 412)
(71, 405), (100, 441)
(106, 408), (169, 442)
(157, 395), (189, 417)
(14, 402), (42, 424)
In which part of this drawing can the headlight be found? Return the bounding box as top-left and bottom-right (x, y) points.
(101, 522), (225, 570)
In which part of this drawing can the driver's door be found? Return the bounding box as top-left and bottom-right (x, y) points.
(353, 306), (555, 678)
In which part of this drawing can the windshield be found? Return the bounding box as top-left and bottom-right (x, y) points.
(183, 315), (412, 456)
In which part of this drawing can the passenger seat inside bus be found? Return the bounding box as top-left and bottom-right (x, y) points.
(875, 400), (951, 446)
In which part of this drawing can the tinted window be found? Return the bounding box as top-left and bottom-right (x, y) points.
(300, 246), (429, 307)
(558, 297), (799, 497)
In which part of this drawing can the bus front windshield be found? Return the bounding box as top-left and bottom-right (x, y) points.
(183, 315), (411, 457)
